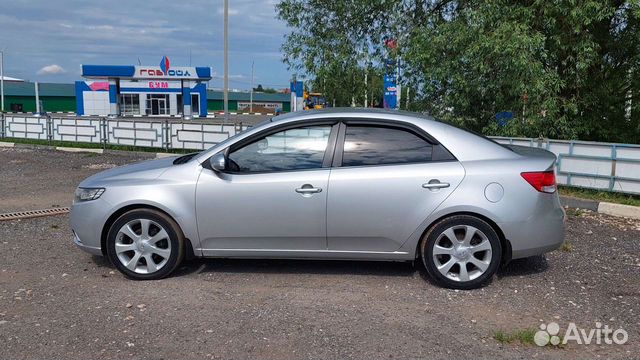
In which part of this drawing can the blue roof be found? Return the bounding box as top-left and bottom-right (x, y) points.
(81, 65), (212, 80)
(82, 65), (135, 77)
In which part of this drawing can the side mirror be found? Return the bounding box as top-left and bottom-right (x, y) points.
(209, 153), (226, 172)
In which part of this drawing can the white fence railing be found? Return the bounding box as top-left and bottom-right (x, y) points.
(491, 137), (640, 195)
(2, 114), (639, 195)
(1, 114), (250, 151)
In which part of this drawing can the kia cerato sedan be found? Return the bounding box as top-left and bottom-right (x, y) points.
(71, 108), (565, 289)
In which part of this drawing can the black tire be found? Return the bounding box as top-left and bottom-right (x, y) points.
(106, 209), (185, 280)
(420, 215), (502, 290)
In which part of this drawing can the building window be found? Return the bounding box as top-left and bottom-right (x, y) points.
(191, 94), (199, 115)
(119, 94), (140, 116)
(145, 94), (170, 116)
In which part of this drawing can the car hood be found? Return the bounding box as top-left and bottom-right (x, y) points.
(79, 156), (177, 187)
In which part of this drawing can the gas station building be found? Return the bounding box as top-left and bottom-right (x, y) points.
(76, 57), (211, 117)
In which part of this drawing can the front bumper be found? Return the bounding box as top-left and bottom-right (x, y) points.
(70, 198), (112, 256)
(73, 230), (103, 256)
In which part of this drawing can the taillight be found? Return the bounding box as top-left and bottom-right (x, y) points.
(521, 171), (557, 193)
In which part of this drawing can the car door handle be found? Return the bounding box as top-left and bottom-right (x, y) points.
(422, 180), (450, 189)
(295, 186), (322, 194)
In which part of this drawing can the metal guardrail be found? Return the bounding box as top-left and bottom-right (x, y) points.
(491, 136), (640, 195)
(2, 113), (639, 195)
(0, 113), (250, 151)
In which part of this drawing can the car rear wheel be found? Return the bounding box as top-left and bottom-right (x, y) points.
(106, 209), (185, 280)
(421, 215), (502, 290)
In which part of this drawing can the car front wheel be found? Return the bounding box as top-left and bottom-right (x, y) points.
(106, 209), (185, 280)
(421, 215), (502, 290)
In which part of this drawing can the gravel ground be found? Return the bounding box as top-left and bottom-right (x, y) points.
(0, 147), (152, 213)
(0, 147), (638, 359)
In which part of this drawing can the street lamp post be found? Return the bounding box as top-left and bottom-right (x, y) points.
(250, 60), (254, 113)
(1, 51), (4, 113)
(223, 0), (229, 122)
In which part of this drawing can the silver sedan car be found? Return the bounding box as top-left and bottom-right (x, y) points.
(71, 108), (565, 289)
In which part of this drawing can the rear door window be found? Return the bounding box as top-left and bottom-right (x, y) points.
(341, 125), (433, 166)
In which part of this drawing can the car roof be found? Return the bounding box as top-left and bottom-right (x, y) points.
(271, 108), (518, 161)
(196, 108), (518, 163)
(272, 107), (437, 124)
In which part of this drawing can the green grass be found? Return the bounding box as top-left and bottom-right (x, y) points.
(564, 208), (585, 217)
(1, 137), (193, 154)
(560, 242), (573, 252)
(493, 329), (537, 345)
(559, 185), (640, 207)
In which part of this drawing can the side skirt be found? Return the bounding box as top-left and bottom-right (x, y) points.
(199, 249), (413, 261)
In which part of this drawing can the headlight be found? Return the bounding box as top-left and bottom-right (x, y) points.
(74, 187), (105, 202)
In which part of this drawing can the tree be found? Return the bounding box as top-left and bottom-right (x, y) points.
(277, 0), (399, 107)
(253, 84), (279, 93)
(277, 0), (640, 143)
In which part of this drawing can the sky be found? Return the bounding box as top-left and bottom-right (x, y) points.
(0, 0), (292, 90)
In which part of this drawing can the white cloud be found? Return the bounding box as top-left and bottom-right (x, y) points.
(37, 64), (66, 75)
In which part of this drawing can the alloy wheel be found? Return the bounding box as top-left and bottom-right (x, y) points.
(432, 225), (493, 282)
(114, 218), (172, 274)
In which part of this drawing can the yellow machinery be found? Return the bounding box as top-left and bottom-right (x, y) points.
(303, 91), (327, 110)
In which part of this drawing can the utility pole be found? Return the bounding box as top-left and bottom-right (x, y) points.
(223, 0), (229, 122)
(1, 51), (4, 112)
(250, 60), (254, 113)
(35, 82), (41, 115)
(396, 59), (401, 110)
(406, 87), (410, 109)
(364, 70), (368, 108)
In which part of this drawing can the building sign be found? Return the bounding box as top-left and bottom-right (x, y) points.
(237, 102), (282, 110)
(119, 80), (181, 92)
(134, 66), (199, 79)
(383, 74), (397, 109)
(133, 56), (199, 79)
(88, 81), (110, 91)
(149, 81), (169, 89)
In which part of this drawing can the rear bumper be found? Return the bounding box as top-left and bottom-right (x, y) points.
(499, 193), (566, 259)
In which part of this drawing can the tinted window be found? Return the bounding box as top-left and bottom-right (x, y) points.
(228, 126), (332, 173)
(342, 126), (432, 166)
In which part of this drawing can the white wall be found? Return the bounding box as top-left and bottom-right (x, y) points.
(82, 91), (110, 116)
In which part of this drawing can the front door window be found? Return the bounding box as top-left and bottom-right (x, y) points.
(228, 126), (332, 173)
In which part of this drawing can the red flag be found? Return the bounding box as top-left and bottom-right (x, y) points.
(385, 38), (398, 49)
